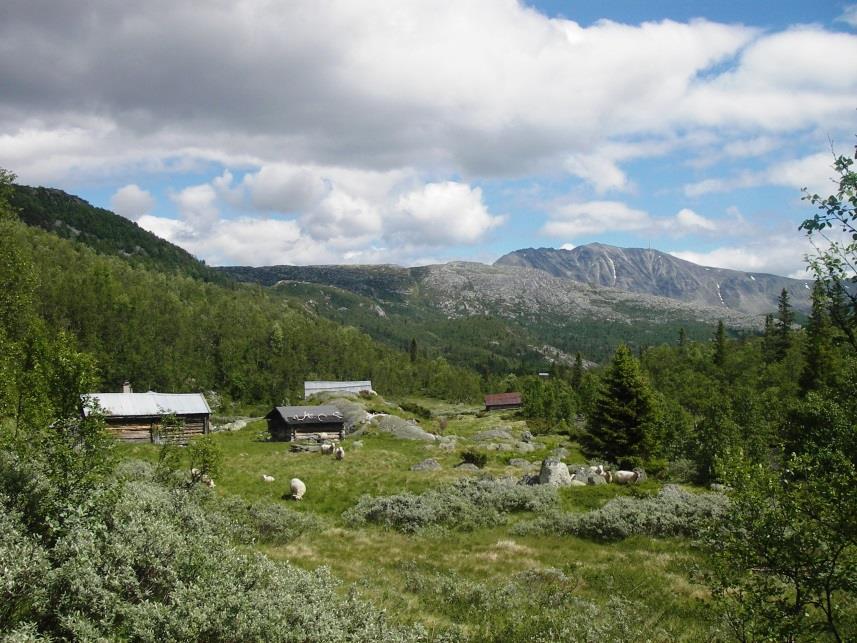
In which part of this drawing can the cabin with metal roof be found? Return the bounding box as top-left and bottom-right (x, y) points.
(81, 390), (211, 443)
(484, 392), (523, 411)
(304, 380), (372, 399)
(265, 405), (345, 441)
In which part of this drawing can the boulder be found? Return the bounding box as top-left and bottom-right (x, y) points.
(373, 415), (437, 441)
(456, 463), (480, 471)
(518, 473), (540, 486)
(538, 458), (573, 486)
(411, 458), (442, 472)
(586, 474), (607, 485)
(551, 447), (570, 459)
(474, 428), (513, 442)
(515, 441), (536, 453)
(521, 430), (534, 443)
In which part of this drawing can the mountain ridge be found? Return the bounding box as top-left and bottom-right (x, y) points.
(494, 244), (811, 315)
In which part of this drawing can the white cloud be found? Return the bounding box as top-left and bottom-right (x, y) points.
(684, 151), (837, 196)
(674, 208), (717, 231)
(560, 243), (576, 250)
(392, 182), (503, 245)
(543, 201), (718, 237)
(170, 184), (220, 231)
(564, 154), (629, 193)
(110, 184), (154, 221)
(840, 5), (857, 28)
(543, 201), (651, 236)
(669, 235), (815, 277)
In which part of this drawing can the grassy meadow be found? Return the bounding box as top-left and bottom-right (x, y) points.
(115, 396), (716, 640)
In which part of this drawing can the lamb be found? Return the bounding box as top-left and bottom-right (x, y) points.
(290, 478), (306, 500)
(612, 470), (640, 484)
(333, 445), (345, 460)
(261, 474), (275, 483)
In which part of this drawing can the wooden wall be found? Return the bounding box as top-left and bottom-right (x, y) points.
(105, 413), (209, 444)
(267, 418), (344, 442)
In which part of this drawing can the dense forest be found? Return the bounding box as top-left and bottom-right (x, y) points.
(1, 146), (857, 640)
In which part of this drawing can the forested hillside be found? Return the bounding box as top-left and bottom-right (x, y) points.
(8, 184), (222, 282)
(0, 194), (482, 407)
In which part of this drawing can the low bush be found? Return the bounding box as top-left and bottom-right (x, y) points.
(460, 449), (488, 468)
(514, 484), (729, 541)
(0, 459), (426, 641)
(400, 401), (432, 419)
(342, 477), (557, 533)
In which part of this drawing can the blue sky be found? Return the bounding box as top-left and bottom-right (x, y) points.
(2, 1), (856, 276)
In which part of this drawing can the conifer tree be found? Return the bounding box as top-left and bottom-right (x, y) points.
(713, 320), (727, 368)
(571, 352), (583, 390)
(800, 281), (837, 393)
(583, 344), (658, 461)
(678, 327), (687, 348)
(761, 313), (777, 363)
(775, 288), (794, 360)
(409, 337), (417, 363)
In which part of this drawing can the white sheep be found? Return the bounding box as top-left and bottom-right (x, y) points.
(261, 474), (275, 483)
(334, 445), (345, 460)
(569, 479), (587, 487)
(320, 443), (334, 455)
(588, 464), (605, 476)
(612, 470), (640, 484)
(290, 478), (306, 500)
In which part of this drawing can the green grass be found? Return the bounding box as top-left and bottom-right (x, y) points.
(114, 396), (716, 639)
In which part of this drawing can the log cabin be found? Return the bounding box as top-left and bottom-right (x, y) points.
(81, 391), (211, 444)
(484, 392), (523, 411)
(266, 405), (345, 441)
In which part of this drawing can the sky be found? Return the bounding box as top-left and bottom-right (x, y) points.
(2, 1), (857, 277)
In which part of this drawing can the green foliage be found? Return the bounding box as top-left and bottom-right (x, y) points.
(801, 280), (841, 394)
(520, 375), (577, 430)
(713, 319), (727, 368)
(9, 184), (221, 282)
(460, 449), (488, 468)
(583, 344), (659, 461)
(186, 434), (223, 483)
(775, 287), (795, 359)
(516, 485), (728, 542)
(342, 477), (557, 533)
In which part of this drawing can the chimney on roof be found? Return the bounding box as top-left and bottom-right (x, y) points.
(122, 381), (133, 394)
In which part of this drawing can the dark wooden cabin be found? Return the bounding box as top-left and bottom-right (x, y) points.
(266, 405), (345, 441)
(81, 392), (211, 444)
(484, 392), (523, 411)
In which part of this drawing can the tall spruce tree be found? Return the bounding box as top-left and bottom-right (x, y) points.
(713, 320), (727, 368)
(775, 288), (795, 360)
(571, 352), (583, 390)
(800, 281), (837, 393)
(761, 313), (777, 363)
(583, 344), (658, 461)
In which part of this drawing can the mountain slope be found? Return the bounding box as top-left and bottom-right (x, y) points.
(9, 184), (222, 282)
(495, 244), (811, 315)
(220, 260), (761, 366)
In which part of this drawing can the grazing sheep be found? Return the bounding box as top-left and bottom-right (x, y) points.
(334, 445), (345, 460)
(191, 467), (201, 476)
(612, 470), (640, 484)
(261, 474), (275, 483)
(290, 478), (306, 500)
(320, 443), (334, 455)
(588, 464), (605, 476)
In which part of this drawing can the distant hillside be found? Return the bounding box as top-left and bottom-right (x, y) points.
(9, 185), (221, 282)
(495, 244), (812, 315)
(219, 260), (761, 367)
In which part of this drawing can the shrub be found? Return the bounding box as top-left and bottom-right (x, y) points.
(665, 458), (698, 483)
(461, 449), (488, 468)
(343, 477), (556, 533)
(514, 485), (729, 541)
(400, 401), (432, 419)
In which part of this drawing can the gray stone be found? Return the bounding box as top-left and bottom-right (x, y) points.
(521, 430), (534, 443)
(569, 479), (587, 487)
(373, 415), (437, 441)
(518, 473), (539, 486)
(438, 441), (457, 452)
(586, 474), (607, 485)
(498, 443), (513, 452)
(515, 441), (536, 453)
(456, 463), (480, 471)
(411, 458), (441, 471)
(551, 447), (570, 459)
(474, 428), (513, 442)
(538, 458), (573, 486)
